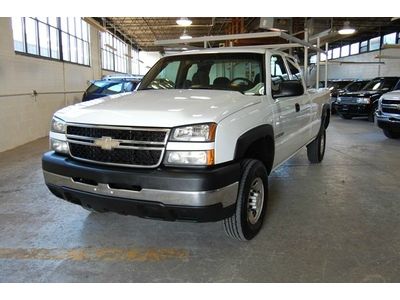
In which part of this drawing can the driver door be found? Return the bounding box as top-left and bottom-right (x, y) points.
(271, 54), (310, 166)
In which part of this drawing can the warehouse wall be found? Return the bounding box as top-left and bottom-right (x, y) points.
(0, 17), (160, 152)
(320, 49), (400, 80)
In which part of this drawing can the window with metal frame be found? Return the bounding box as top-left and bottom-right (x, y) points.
(100, 31), (128, 73)
(11, 17), (90, 66)
(369, 36), (381, 51)
(360, 40), (368, 53)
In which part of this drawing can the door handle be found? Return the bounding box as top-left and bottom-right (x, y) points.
(295, 103), (300, 112)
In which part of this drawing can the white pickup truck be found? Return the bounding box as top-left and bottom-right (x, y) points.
(376, 82), (400, 139)
(42, 47), (330, 241)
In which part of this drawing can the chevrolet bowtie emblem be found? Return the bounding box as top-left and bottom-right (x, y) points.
(94, 136), (120, 150)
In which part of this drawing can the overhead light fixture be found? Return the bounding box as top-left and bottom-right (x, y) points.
(180, 29), (192, 40)
(338, 21), (356, 35)
(176, 17), (192, 27)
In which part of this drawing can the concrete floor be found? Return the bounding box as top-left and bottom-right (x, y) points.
(0, 116), (399, 282)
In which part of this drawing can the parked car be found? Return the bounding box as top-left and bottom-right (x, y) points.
(375, 80), (400, 138)
(42, 47), (330, 241)
(82, 75), (142, 102)
(331, 80), (370, 114)
(335, 76), (400, 122)
(328, 79), (353, 114)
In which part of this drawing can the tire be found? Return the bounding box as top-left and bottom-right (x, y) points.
(223, 159), (268, 241)
(383, 129), (400, 139)
(341, 114), (352, 120)
(368, 103), (378, 122)
(307, 129), (326, 164)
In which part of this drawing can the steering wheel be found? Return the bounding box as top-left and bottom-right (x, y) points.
(230, 77), (253, 87)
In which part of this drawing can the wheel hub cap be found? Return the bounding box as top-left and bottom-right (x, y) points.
(247, 177), (264, 225)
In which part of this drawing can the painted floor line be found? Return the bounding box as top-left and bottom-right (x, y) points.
(0, 247), (189, 262)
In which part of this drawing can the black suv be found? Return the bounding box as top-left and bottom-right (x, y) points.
(331, 80), (370, 114)
(335, 77), (400, 122)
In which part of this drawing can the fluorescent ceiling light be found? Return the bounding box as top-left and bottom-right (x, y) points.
(338, 21), (356, 35)
(176, 17), (192, 27)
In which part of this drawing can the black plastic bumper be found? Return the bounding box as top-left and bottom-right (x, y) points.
(42, 152), (240, 222)
(377, 117), (400, 132)
(336, 103), (372, 116)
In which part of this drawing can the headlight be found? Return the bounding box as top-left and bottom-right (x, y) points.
(164, 150), (214, 166)
(170, 123), (217, 142)
(50, 138), (69, 154)
(356, 97), (370, 104)
(51, 117), (67, 133)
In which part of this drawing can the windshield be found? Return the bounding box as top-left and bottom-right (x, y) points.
(394, 80), (400, 91)
(363, 78), (398, 91)
(138, 53), (265, 96)
(345, 81), (369, 92)
(86, 81), (125, 95)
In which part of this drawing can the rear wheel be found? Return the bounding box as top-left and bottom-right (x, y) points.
(223, 159), (268, 241)
(383, 129), (400, 139)
(307, 129), (326, 164)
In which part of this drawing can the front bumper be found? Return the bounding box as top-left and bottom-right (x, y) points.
(42, 152), (239, 222)
(336, 103), (372, 116)
(376, 113), (400, 132)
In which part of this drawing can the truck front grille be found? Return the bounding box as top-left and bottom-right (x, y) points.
(67, 126), (166, 143)
(339, 97), (357, 104)
(66, 124), (169, 168)
(381, 99), (400, 115)
(69, 143), (162, 166)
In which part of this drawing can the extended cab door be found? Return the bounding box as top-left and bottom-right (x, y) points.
(270, 54), (311, 166)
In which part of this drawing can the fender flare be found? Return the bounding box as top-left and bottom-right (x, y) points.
(234, 124), (275, 174)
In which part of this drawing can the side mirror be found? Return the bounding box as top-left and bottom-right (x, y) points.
(272, 80), (304, 98)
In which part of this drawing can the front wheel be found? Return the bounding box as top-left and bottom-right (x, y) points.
(307, 129), (326, 164)
(223, 159), (268, 241)
(383, 129), (400, 139)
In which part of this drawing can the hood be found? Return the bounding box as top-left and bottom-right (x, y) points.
(339, 90), (385, 98)
(55, 89), (260, 127)
(381, 90), (400, 100)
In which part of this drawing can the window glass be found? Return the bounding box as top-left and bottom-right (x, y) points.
(10, 17), (90, 65)
(100, 31), (128, 72)
(25, 17), (38, 55)
(287, 59), (302, 81)
(105, 83), (124, 93)
(61, 32), (70, 61)
(360, 40), (368, 53)
(70, 36), (77, 63)
(341, 45), (349, 57)
(369, 36), (380, 51)
(38, 22), (50, 57)
(50, 27), (59, 59)
(60, 17), (68, 32)
(48, 17), (57, 27)
(139, 53), (264, 96)
(383, 32), (396, 45)
(327, 50), (333, 60)
(11, 17), (25, 52)
(350, 42), (359, 55)
(155, 61), (180, 87)
(332, 47), (340, 59)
